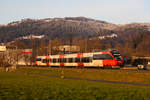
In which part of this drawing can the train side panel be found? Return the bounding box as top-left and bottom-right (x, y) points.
(35, 51), (122, 68)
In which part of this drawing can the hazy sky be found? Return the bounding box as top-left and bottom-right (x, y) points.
(0, 0), (150, 24)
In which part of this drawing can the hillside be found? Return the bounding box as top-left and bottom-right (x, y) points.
(0, 17), (150, 56)
(0, 17), (117, 43)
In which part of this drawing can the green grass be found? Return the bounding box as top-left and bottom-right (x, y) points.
(0, 68), (150, 100)
(16, 68), (150, 84)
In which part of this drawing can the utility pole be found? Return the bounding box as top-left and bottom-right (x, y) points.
(48, 39), (51, 55)
(85, 36), (88, 53)
(69, 25), (73, 54)
(15, 40), (18, 67)
(70, 32), (72, 54)
(16, 46), (18, 66)
(50, 39), (52, 55)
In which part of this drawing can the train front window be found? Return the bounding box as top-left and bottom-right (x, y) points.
(115, 57), (121, 61)
(110, 50), (120, 55)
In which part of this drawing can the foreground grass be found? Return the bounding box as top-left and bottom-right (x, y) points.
(0, 68), (150, 100)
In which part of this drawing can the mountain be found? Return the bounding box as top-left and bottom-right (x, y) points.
(113, 23), (150, 56)
(0, 17), (117, 43)
(0, 17), (150, 56)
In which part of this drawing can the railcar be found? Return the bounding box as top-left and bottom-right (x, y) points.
(35, 51), (123, 68)
(35, 56), (50, 66)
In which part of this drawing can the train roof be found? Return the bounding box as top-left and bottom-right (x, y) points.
(48, 51), (112, 57)
(36, 51), (117, 59)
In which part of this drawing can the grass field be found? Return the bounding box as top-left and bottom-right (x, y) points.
(0, 67), (150, 100)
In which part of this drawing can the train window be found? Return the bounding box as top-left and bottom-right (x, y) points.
(64, 58), (67, 63)
(42, 59), (46, 63)
(42, 59), (49, 63)
(68, 58), (73, 63)
(105, 54), (113, 60)
(36, 58), (41, 61)
(60, 58), (62, 63)
(81, 57), (90, 63)
(89, 57), (92, 62)
(52, 58), (56, 63)
(81, 57), (85, 62)
(93, 54), (103, 60)
(57, 58), (60, 63)
(93, 54), (113, 60)
(60, 58), (65, 63)
(75, 57), (80, 62)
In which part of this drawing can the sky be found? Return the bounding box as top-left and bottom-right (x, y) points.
(0, 0), (150, 25)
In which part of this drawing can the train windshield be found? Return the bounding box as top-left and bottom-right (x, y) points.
(115, 56), (122, 61)
(110, 50), (122, 61)
(110, 50), (120, 56)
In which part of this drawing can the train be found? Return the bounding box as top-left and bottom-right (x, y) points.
(35, 50), (124, 68)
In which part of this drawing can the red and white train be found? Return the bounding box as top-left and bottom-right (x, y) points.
(35, 51), (124, 68)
